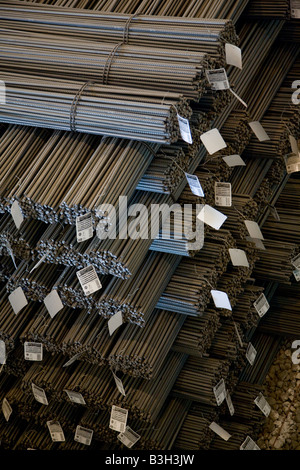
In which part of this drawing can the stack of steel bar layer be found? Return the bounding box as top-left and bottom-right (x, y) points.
(245, 0), (290, 18)
(172, 310), (221, 357)
(0, 3), (238, 53)
(232, 284), (264, 331)
(156, 229), (234, 315)
(239, 332), (283, 384)
(5, 251), (181, 326)
(0, 72), (192, 143)
(174, 403), (215, 450)
(172, 356), (231, 405)
(0, 32), (221, 101)
(259, 284), (300, 338)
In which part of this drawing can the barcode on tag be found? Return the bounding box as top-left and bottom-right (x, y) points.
(47, 420), (65, 442)
(76, 265), (102, 296)
(118, 426), (141, 448)
(240, 436), (260, 450)
(0, 340), (6, 365)
(254, 393), (271, 417)
(32, 383), (48, 405)
(225, 390), (235, 416)
(2, 398), (12, 422)
(64, 390), (86, 405)
(74, 425), (93, 446)
(177, 115), (193, 144)
(253, 293), (269, 317)
(76, 213), (93, 243)
(206, 68), (230, 90)
(214, 182), (232, 206)
(291, 0), (300, 17)
(246, 343), (257, 366)
(293, 268), (300, 281)
(285, 155), (300, 174)
(292, 253), (300, 269)
(185, 173), (204, 197)
(213, 378), (226, 406)
(109, 405), (128, 432)
(112, 372), (126, 397)
(24, 342), (43, 361)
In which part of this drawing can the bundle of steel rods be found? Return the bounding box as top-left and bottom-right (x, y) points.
(172, 310), (221, 357)
(174, 403), (215, 450)
(239, 332), (283, 384)
(0, 31), (214, 100)
(0, 72), (191, 143)
(172, 356), (231, 405)
(231, 284), (264, 331)
(245, 0), (290, 18)
(0, 3), (239, 53)
(259, 284), (300, 337)
(156, 230), (234, 315)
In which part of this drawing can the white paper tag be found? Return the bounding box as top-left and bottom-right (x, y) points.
(246, 343), (257, 366)
(8, 287), (28, 315)
(209, 421), (231, 440)
(32, 383), (48, 405)
(289, 134), (300, 157)
(292, 253), (300, 269)
(6, 241), (17, 269)
(240, 436), (260, 450)
(185, 173), (204, 197)
(177, 114), (193, 144)
(118, 426), (141, 448)
(229, 248), (249, 267)
(244, 220), (264, 240)
(109, 405), (128, 432)
(269, 205), (280, 221)
(2, 398), (12, 422)
(253, 293), (269, 317)
(225, 43), (242, 69)
(76, 212), (93, 243)
(108, 310), (123, 336)
(64, 390), (86, 405)
(47, 420), (65, 442)
(293, 268), (300, 281)
(233, 322), (243, 348)
(197, 205), (227, 230)
(213, 378), (226, 406)
(214, 182), (231, 207)
(285, 154), (300, 174)
(222, 154), (246, 167)
(76, 265), (102, 296)
(211, 290), (232, 311)
(0, 340), (6, 365)
(200, 128), (227, 155)
(112, 371), (126, 396)
(229, 88), (248, 108)
(246, 236), (266, 250)
(43, 290), (64, 318)
(24, 342), (43, 361)
(254, 392), (271, 417)
(74, 425), (93, 446)
(30, 254), (47, 274)
(225, 390), (235, 416)
(11, 200), (24, 229)
(206, 68), (230, 90)
(291, 0), (300, 18)
(249, 121), (270, 141)
(63, 352), (83, 367)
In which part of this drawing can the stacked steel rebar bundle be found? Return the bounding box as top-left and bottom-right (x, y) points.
(0, 0), (299, 453)
(172, 310), (221, 357)
(0, 71), (192, 143)
(245, 0), (290, 18)
(174, 403), (215, 450)
(259, 284), (300, 338)
(172, 356), (231, 405)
